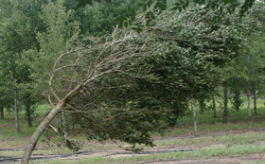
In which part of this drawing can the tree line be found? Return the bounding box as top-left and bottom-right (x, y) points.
(0, 0), (265, 163)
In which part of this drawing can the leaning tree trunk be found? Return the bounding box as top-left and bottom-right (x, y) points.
(22, 80), (82, 164)
(247, 91), (252, 130)
(223, 83), (229, 123)
(21, 103), (64, 164)
(253, 90), (257, 115)
(61, 111), (68, 146)
(0, 107), (4, 120)
(212, 95), (217, 118)
(15, 89), (20, 133)
(191, 98), (197, 136)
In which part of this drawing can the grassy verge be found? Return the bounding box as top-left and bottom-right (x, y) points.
(1, 100), (265, 164)
(31, 143), (265, 164)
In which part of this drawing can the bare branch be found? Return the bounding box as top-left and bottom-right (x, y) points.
(54, 64), (81, 74)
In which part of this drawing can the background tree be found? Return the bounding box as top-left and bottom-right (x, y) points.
(0, 0), (45, 129)
(0, 0), (262, 163)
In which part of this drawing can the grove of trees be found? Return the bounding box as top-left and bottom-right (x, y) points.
(0, 0), (265, 164)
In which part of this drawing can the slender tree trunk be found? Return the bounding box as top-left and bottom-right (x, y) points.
(21, 103), (63, 164)
(22, 82), (82, 164)
(61, 111), (68, 146)
(253, 90), (257, 115)
(223, 83), (229, 123)
(0, 107), (4, 120)
(191, 98), (197, 136)
(247, 91), (252, 130)
(15, 89), (20, 133)
(234, 89), (241, 111)
(212, 95), (217, 118)
(199, 99), (205, 113)
(26, 104), (33, 127)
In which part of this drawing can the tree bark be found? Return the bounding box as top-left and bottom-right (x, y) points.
(212, 95), (217, 118)
(247, 91), (252, 130)
(253, 90), (257, 115)
(191, 98), (197, 136)
(223, 83), (229, 123)
(22, 82), (82, 164)
(61, 111), (68, 146)
(15, 89), (20, 133)
(0, 107), (4, 120)
(21, 103), (63, 164)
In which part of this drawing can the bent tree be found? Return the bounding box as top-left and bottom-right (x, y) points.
(21, 27), (156, 164)
(21, 1), (251, 163)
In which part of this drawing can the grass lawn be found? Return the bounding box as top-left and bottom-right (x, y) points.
(1, 98), (265, 163)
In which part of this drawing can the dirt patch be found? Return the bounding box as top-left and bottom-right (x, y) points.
(136, 154), (265, 164)
(0, 148), (195, 163)
(2, 130), (265, 163)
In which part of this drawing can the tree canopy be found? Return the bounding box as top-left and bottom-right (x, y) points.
(0, 0), (265, 163)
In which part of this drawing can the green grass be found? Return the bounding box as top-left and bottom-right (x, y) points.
(36, 104), (51, 114)
(244, 161), (265, 164)
(182, 108), (265, 127)
(2, 98), (265, 140)
(0, 104), (51, 140)
(29, 143), (265, 164)
(154, 131), (265, 147)
(2, 99), (265, 164)
(4, 130), (265, 163)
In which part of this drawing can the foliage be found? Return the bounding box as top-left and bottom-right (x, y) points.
(0, 0), (44, 122)
(76, 0), (139, 35)
(0, 0), (265, 159)
(58, 6), (247, 145)
(227, 3), (265, 102)
(74, 0), (262, 30)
